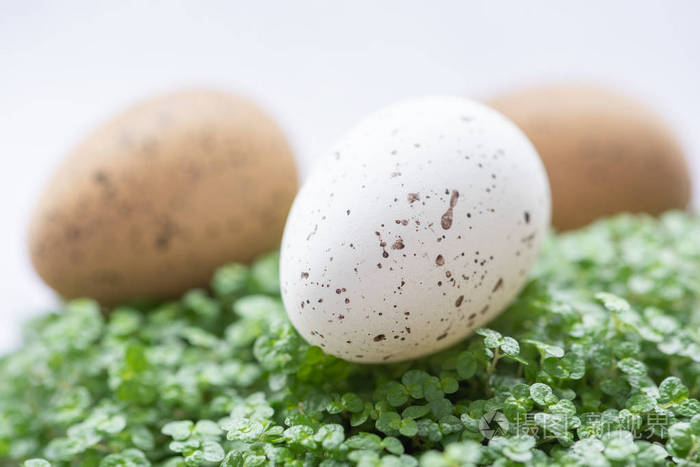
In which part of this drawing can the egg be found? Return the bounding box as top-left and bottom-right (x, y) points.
(30, 89), (298, 304)
(487, 84), (692, 231)
(280, 96), (550, 363)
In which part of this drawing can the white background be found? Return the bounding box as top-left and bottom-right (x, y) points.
(1, 0), (699, 352)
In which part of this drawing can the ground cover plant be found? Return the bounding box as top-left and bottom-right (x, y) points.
(2, 211), (700, 466)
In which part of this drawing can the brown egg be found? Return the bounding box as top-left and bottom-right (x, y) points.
(29, 89), (298, 304)
(486, 84), (692, 231)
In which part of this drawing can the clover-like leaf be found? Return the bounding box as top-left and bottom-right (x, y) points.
(162, 420), (194, 441)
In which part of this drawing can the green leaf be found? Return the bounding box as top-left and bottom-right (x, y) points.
(456, 351), (477, 379)
(601, 378), (630, 397)
(401, 370), (428, 399)
(440, 377), (458, 394)
(596, 293), (631, 313)
(530, 383), (556, 406)
(376, 412), (401, 434)
(667, 422), (695, 458)
(99, 449), (149, 467)
(96, 415), (126, 434)
(385, 382), (409, 407)
(422, 377), (444, 402)
(659, 376), (689, 407)
(130, 425), (155, 451)
(212, 263), (249, 298)
(602, 431), (638, 461)
(428, 399), (453, 419)
(502, 435), (536, 463)
(223, 418), (265, 442)
(543, 357), (569, 378)
(350, 406), (370, 427)
(162, 420), (194, 440)
(382, 436), (404, 455)
(500, 337), (520, 357)
(201, 440), (225, 462)
(314, 424), (345, 450)
(342, 393), (365, 413)
(617, 358), (647, 376)
(674, 398), (700, 417)
(23, 460), (51, 467)
(626, 394), (656, 413)
(635, 441), (668, 465)
(523, 339), (565, 359)
(443, 440), (482, 464)
(690, 414), (700, 435)
(475, 329), (502, 349)
(399, 419), (418, 437)
(249, 251), (281, 295)
(345, 433), (383, 451)
(549, 399), (576, 417)
(402, 405), (430, 420)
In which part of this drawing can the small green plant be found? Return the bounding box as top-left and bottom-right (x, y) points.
(2, 211), (700, 466)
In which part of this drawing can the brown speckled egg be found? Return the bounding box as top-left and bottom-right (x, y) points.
(487, 84), (692, 231)
(29, 89), (298, 304)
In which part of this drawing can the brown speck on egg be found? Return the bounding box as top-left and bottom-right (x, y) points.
(301, 272), (309, 279)
(440, 189), (459, 229)
(522, 232), (536, 243)
(492, 278), (504, 292)
(524, 211), (530, 224)
(306, 224), (318, 241)
(392, 239), (405, 249)
(93, 170), (109, 184)
(407, 192), (420, 203)
(435, 254), (445, 266)
(455, 295), (464, 307)
(374, 334), (386, 342)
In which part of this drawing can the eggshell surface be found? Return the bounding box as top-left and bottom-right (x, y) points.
(280, 96), (550, 363)
(30, 89), (298, 305)
(487, 84), (692, 231)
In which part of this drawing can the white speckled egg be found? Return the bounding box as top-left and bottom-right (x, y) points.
(280, 96), (550, 363)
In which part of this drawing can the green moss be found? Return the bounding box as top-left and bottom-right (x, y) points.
(2, 212), (700, 466)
